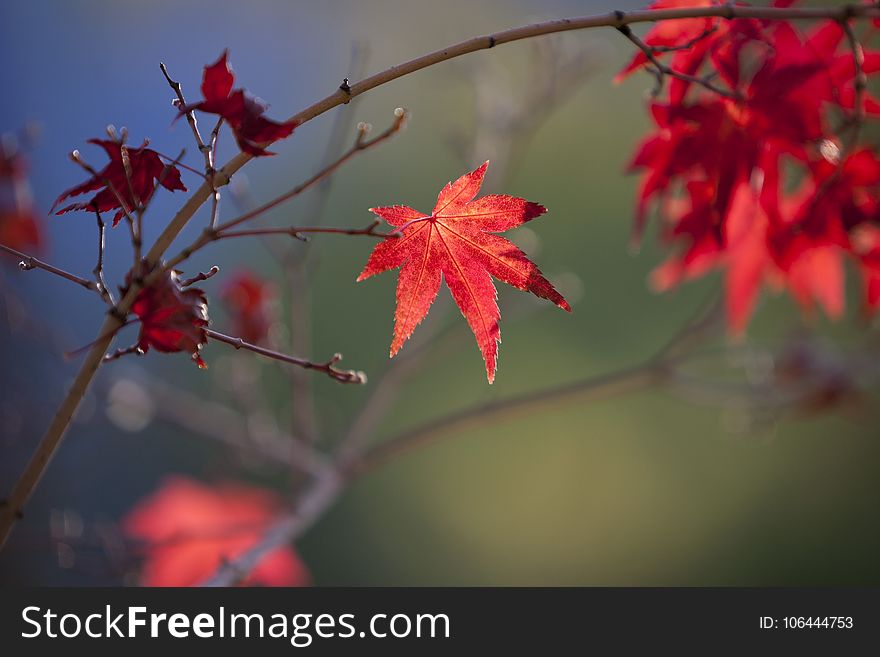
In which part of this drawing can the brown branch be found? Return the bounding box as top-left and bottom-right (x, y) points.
(179, 265), (219, 288)
(200, 467), (342, 587)
(616, 24), (739, 99)
(92, 211), (113, 305)
(69, 147), (141, 263)
(648, 25), (718, 53)
(6, 2), (880, 551)
(214, 111), (407, 234)
(153, 151), (206, 179)
(348, 365), (661, 476)
(214, 220), (390, 242)
(205, 328), (366, 385)
(163, 109), (407, 271)
(160, 62), (221, 230)
(140, 148), (188, 212)
(202, 290), (723, 586)
(285, 44), (370, 450)
(0, 243), (98, 294)
(841, 19), (866, 148)
(145, 3), (880, 277)
(159, 62), (211, 171)
(134, 374), (329, 476)
(102, 344), (142, 363)
(200, 362), (662, 587)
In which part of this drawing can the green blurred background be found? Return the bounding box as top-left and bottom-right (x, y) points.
(0, 0), (878, 585)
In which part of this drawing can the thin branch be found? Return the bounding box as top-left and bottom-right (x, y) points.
(214, 220), (390, 242)
(92, 210), (114, 305)
(841, 19), (867, 149)
(0, 243), (98, 293)
(214, 111), (407, 234)
(201, 467), (342, 587)
(69, 148), (141, 263)
(145, 4), (880, 274)
(204, 292), (724, 585)
(616, 24), (739, 99)
(139, 148), (188, 212)
(159, 62), (211, 169)
(346, 365), (661, 476)
(648, 25), (718, 53)
(102, 344), (142, 363)
(207, 118), (223, 230)
(205, 328), (366, 385)
(163, 109), (407, 271)
(134, 374), (329, 476)
(152, 151), (206, 178)
(179, 265), (219, 288)
(282, 44), (371, 451)
(299, 41), (372, 243)
(160, 62), (221, 230)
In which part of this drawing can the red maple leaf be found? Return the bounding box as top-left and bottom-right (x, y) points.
(52, 139), (186, 226)
(123, 476), (309, 587)
(357, 162), (570, 383)
(125, 268), (210, 367)
(184, 51), (297, 157)
(220, 270), (275, 344)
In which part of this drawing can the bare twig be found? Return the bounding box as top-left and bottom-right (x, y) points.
(131, 374), (329, 476)
(159, 62), (211, 169)
(348, 365), (660, 476)
(0, 243), (98, 294)
(69, 148), (141, 263)
(840, 19), (867, 149)
(103, 344), (142, 363)
(201, 467), (342, 586)
(284, 44), (370, 449)
(163, 110), (407, 271)
(205, 328), (366, 385)
(92, 210), (114, 305)
(139, 148), (188, 212)
(648, 25), (718, 53)
(616, 24), (739, 99)
(160, 62), (221, 230)
(179, 265), (220, 288)
(214, 111), (407, 234)
(214, 220), (390, 242)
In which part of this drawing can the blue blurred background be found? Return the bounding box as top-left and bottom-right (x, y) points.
(1, 0), (878, 585)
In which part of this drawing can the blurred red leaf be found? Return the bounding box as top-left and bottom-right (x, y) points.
(220, 270), (275, 345)
(0, 142), (43, 254)
(123, 476), (309, 587)
(0, 209), (43, 254)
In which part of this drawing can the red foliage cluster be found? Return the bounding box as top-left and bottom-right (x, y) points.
(624, 0), (880, 330)
(125, 268), (210, 367)
(123, 476), (309, 587)
(52, 138), (186, 226)
(183, 51), (297, 156)
(220, 270), (275, 344)
(0, 138), (43, 254)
